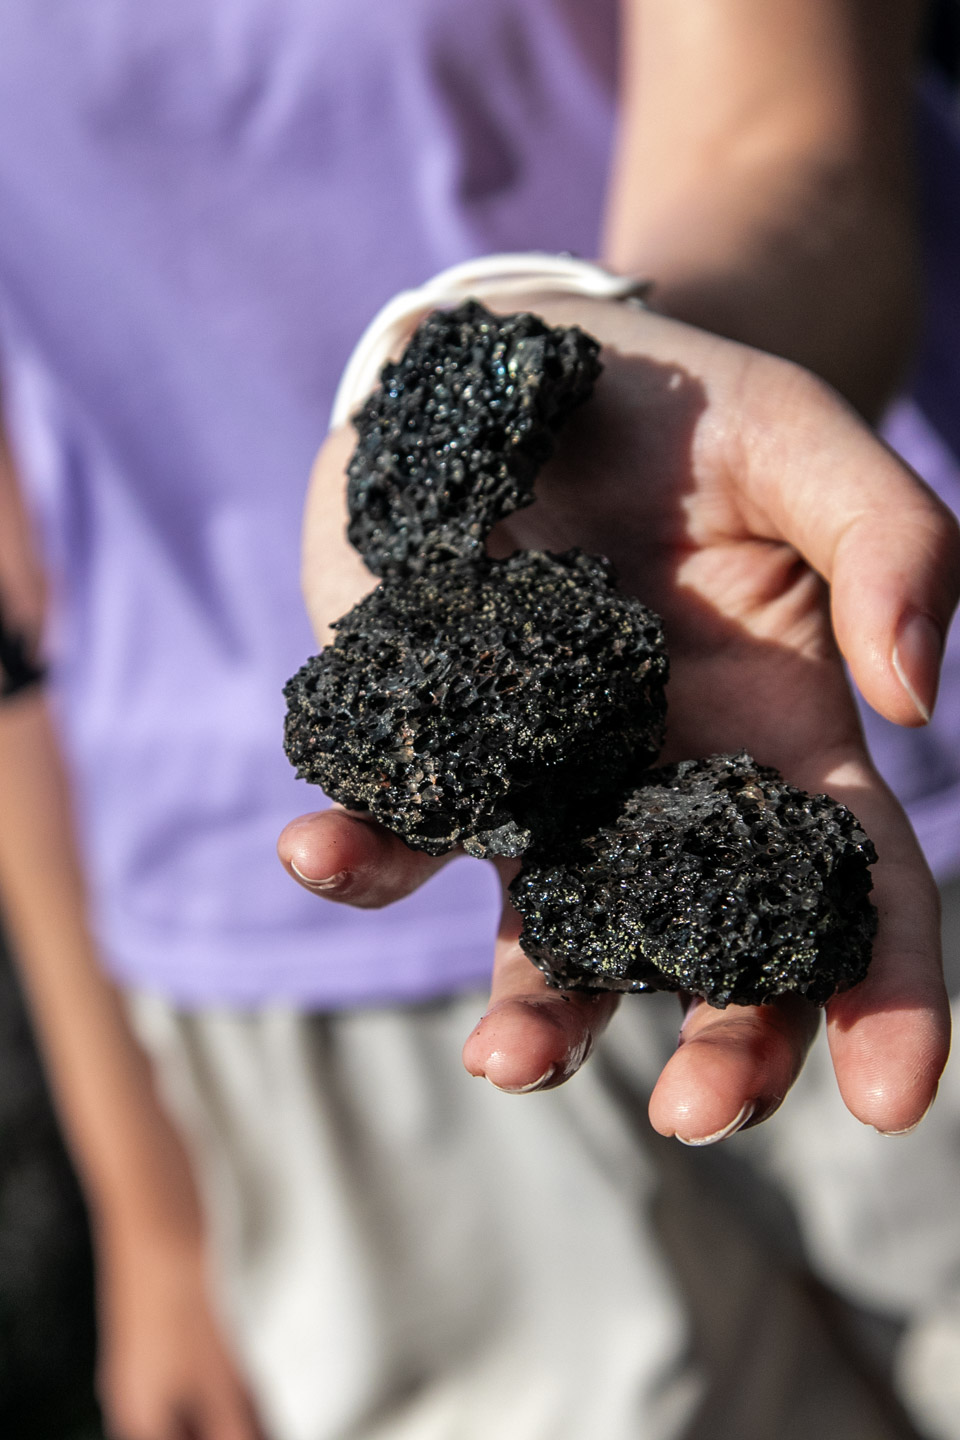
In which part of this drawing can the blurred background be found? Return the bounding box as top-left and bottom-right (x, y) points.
(0, 3), (958, 1438)
(0, 932), (99, 1438)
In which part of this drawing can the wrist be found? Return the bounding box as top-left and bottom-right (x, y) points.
(85, 1152), (206, 1259)
(93, 1198), (206, 1271)
(330, 254), (648, 429)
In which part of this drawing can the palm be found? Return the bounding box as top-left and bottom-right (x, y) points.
(285, 301), (958, 1141)
(493, 328), (857, 784)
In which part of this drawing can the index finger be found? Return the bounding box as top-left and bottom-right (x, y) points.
(462, 873), (620, 1092)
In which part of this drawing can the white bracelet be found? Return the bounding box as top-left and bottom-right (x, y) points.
(329, 253), (650, 430)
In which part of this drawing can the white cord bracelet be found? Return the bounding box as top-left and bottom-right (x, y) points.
(329, 253), (649, 430)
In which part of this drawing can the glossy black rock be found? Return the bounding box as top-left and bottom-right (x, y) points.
(288, 301), (878, 1006)
(283, 550), (668, 858)
(511, 752), (878, 1007)
(346, 300), (601, 576)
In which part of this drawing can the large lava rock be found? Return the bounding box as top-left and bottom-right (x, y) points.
(285, 550), (667, 858)
(511, 753), (878, 1007)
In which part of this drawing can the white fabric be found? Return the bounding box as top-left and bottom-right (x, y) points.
(129, 985), (936, 1440)
(329, 253), (649, 429)
(741, 873), (960, 1440)
(132, 992), (697, 1440)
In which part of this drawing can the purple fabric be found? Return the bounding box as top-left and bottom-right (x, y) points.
(912, 75), (960, 461)
(0, 8), (957, 1008)
(870, 402), (960, 880)
(866, 75), (960, 883)
(0, 0), (618, 1005)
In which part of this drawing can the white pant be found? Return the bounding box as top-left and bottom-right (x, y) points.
(742, 875), (960, 1440)
(130, 896), (960, 1440)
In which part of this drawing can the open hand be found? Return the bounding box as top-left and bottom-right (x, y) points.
(278, 297), (960, 1142)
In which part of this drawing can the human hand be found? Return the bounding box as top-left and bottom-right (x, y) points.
(96, 1222), (265, 1440)
(278, 298), (960, 1141)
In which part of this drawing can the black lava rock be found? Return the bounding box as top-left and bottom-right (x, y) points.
(511, 752), (878, 1007)
(287, 302), (878, 1007)
(346, 300), (601, 576)
(284, 550), (668, 858)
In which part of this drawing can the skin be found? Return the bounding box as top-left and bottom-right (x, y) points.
(606, 0), (924, 418)
(278, 298), (960, 1141)
(0, 448), (266, 1440)
(0, 1), (945, 1435)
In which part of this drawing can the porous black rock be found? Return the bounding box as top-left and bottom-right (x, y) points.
(346, 300), (601, 576)
(511, 752), (878, 1007)
(287, 302), (878, 1007)
(283, 550), (668, 858)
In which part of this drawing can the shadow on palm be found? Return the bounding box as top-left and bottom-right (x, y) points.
(492, 350), (859, 782)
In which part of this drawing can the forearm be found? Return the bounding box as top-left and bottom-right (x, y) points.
(0, 689), (204, 1248)
(0, 407), (200, 1243)
(605, 0), (925, 415)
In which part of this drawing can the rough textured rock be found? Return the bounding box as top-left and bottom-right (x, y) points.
(284, 550), (667, 858)
(511, 752), (878, 1007)
(346, 300), (601, 576)
(287, 302), (878, 1007)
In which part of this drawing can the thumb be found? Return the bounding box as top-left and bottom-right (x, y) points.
(738, 364), (960, 726)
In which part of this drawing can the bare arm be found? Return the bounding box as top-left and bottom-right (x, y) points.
(0, 419), (263, 1440)
(0, 697), (203, 1246)
(0, 412), (202, 1252)
(605, 0), (925, 415)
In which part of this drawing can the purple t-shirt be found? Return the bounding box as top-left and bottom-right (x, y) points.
(865, 76), (960, 882)
(0, 0), (618, 1005)
(0, 7), (956, 1006)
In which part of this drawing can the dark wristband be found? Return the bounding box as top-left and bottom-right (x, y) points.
(0, 606), (45, 700)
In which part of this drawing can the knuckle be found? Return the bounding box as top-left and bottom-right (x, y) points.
(755, 352), (839, 418)
(688, 1005), (801, 1078)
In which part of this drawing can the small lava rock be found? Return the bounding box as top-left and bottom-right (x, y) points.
(511, 752), (878, 1007)
(346, 300), (601, 576)
(283, 550), (667, 858)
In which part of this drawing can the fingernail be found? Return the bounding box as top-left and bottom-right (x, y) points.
(676, 1100), (755, 1147)
(489, 1064), (557, 1095)
(290, 860), (349, 893)
(874, 1089), (938, 1137)
(893, 611), (943, 724)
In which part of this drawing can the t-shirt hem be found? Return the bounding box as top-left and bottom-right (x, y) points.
(97, 918), (495, 1011)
